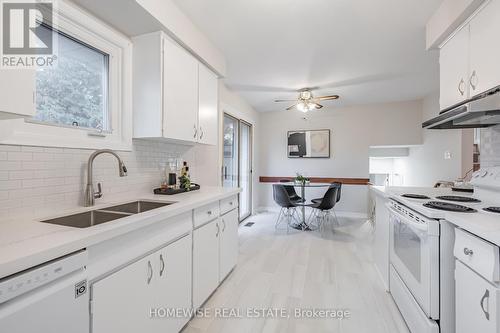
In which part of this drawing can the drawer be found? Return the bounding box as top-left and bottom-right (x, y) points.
(193, 201), (219, 228)
(455, 228), (500, 283)
(220, 195), (238, 215)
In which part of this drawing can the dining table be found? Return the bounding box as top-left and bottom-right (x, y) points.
(276, 182), (332, 230)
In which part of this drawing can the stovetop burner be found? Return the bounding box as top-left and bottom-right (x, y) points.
(484, 207), (500, 214)
(401, 194), (431, 199)
(435, 195), (481, 203)
(424, 201), (477, 213)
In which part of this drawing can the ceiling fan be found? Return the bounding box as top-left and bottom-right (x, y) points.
(274, 90), (339, 112)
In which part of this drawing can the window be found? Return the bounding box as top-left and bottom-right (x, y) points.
(34, 24), (110, 131)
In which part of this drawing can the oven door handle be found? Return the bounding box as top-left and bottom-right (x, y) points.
(387, 205), (429, 232)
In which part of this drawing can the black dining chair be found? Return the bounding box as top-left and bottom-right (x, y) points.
(273, 184), (300, 231)
(279, 179), (305, 203)
(311, 182), (341, 221)
(307, 186), (339, 231)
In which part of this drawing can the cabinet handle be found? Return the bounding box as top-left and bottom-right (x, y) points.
(193, 125), (198, 139)
(470, 70), (478, 91)
(207, 210), (212, 216)
(147, 260), (153, 285)
(458, 78), (465, 96)
(463, 247), (474, 256)
(159, 254), (165, 277)
(216, 222), (220, 237)
(200, 127), (204, 139)
(480, 289), (490, 320)
(222, 218), (226, 232)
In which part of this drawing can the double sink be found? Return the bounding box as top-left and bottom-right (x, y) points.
(41, 201), (176, 228)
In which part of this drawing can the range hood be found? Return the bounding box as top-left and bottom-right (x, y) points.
(423, 85), (500, 129)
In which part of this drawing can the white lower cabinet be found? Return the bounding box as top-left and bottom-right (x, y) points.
(219, 208), (239, 281)
(193, 219), (220, 309)
(193, 207), (239, 309)
(91, 235), (192, 333)
(456, 260), (499, 333)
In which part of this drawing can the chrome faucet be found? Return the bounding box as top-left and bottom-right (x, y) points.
(84, 149), (127, 207)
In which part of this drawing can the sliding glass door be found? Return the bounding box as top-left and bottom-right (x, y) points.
(222, 114), (253, 221)
(239, 121), (252, 220)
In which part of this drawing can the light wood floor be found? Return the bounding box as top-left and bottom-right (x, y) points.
(183, 212), (409, 333)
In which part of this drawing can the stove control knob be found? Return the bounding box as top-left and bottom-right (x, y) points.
(481, 170), (489, 178)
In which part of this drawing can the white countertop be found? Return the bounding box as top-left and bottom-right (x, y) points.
(371, 185), (500, 246)
(0, 187), (240, 279)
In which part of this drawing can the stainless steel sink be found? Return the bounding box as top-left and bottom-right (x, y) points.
(39, 200), (175, 228)
(103, 200), (174, 214)
(40, 210), (131, 228)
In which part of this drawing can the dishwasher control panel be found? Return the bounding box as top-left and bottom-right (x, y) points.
(0, 250), (87, 304)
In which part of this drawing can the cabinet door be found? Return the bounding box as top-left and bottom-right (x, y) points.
(0, 69), (35, 119)
(92, 255), (155, 333)
(219, 209), (239, 281)
(153, 235), (192, 333)
(440, 25), (470, 110)
(163, 37), (199, 142)
(198, 64), (218, 145)
(469, 0), (500, 96)
(456, 260), (498, 333)
(193, 220), (220, 309)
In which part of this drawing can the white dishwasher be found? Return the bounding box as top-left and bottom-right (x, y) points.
(0, 250), (89, 333)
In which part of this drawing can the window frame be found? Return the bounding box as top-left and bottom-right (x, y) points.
(0, 1), (133, 150)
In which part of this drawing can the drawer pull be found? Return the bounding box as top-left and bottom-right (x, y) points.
(159, 254), (165, 277)
(222, 218), (226, 232)
(229, 201), (233, 206)
(463, 248), (474, 256)
(480, 289), (490, 320)
(207, 210), (212, 215)
(147, 260), (153, 285)
(216, 222), (220, 237)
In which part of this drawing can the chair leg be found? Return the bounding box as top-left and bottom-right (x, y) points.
(275, 207), (285, 229)
(332, 209), (340, 226)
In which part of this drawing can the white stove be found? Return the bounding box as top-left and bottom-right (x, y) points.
(387, 167), (500, 333)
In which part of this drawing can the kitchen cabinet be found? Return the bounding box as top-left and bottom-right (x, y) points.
(133, 31), (218, 145)
(198, 64), (219, 145)
(469, 0), (500, 95)
(0, 69), (35, 119)
(456, 260), (499, 333)
(439, 0), (500, 110)
(440, 26), (470, 110)
(193, 203), (239, 309)
(219, 208), (239, 281)
(372, 192), (390, 291)
(91, 235), (192, 333)
(193, 219), (220, 309)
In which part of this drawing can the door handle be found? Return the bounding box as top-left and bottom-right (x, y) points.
(200, 127), (204, 139)
(193, 125), (198, 139)
(470, 70), (478, 91)
(222, 218), (226, 232)
(480, 289), (490, 320)
(159, 254), (165, 277)
(458, 78), (465, 96)
(147, 260), (153, 285)
(216, 222), (220, 237)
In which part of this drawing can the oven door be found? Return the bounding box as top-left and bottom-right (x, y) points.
(389, 206), (440, 319)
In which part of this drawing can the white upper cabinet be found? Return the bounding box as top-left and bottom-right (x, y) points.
(163, 37), (199, 142)
(198, 64), (219, 145)
(440, 26), (470, 110)
(0, 69), (35, 119)
(133, 31), (218, 145)
(439, 0), (500, 110)
(469, 0), (500, 95)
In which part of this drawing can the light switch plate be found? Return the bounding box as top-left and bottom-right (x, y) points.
(444, 151), (452, 159)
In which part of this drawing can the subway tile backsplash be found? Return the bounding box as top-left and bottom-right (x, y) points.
(0, 139), (196, 220)
(481, 125), (500, 167)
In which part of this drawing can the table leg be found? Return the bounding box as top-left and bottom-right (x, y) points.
(301, 185), (306, 224)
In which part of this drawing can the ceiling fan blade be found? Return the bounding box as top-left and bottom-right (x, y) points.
(316, 95), (339, 101)
(286, 104), (297, 110)
(315, 104), (324, 109)
(274, 99), (297, 103)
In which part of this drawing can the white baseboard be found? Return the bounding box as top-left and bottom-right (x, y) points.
(256, 206), (368, 219)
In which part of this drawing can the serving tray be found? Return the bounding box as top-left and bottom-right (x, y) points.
(153, 184), (200, 195)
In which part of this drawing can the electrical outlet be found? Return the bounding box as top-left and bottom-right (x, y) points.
(444, 151), (452, 160)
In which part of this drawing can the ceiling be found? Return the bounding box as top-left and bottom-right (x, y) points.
(172, 0), (442, 112)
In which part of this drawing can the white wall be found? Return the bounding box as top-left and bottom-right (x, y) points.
(398, 93), (473, 186)
(257, 100), (423, 215)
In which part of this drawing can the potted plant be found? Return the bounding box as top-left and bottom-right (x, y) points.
(294, 173), (310, 185)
